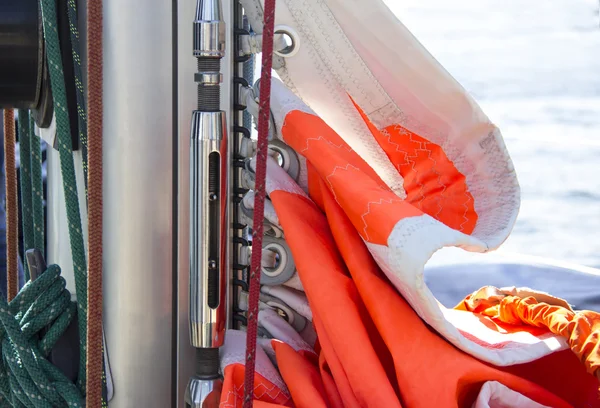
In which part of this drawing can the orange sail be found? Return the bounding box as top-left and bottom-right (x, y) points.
(217, 80), (599, 407)
(223, 0), (600, 405)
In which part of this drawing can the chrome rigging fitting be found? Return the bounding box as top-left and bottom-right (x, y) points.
(186, 0), (228, 406)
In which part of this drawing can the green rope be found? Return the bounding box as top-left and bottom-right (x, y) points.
(40, 0), (88, 394)
(66, 0), (88, 192)
(0, 266), (83, 407)
(17, 111), (45, 276)
(17, 112), (34, 281)
(28, 115), (44, 255)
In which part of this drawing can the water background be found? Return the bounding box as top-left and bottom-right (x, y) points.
(385, 0), (600, 268)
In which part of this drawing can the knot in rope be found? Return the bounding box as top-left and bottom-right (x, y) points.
(0, 265), (84, 407)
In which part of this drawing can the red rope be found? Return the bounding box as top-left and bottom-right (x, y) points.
(87, 0), (104, 404)
(3, 109), (19, 301)
(243, 0), (277, 406)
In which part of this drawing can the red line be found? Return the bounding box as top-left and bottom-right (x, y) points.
(243, 1), (278, 407)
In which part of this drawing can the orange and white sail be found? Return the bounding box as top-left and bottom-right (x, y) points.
(224, 0), (600, 406)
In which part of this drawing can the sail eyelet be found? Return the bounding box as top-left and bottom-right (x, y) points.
(260, 236), (296, 285)
(268, 140), (300, 181)
(274, 25), (300, 58)
(266, 301), (295, 325)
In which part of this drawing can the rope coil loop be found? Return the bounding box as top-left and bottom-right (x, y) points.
(0, 265), (83, 407)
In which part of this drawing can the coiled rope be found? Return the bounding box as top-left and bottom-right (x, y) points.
(0, 266), (83, 407)
(1, 107), (84, 406)
(0, 0), (106, 404)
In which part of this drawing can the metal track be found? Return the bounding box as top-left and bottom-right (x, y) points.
(231, 0), (252, 330)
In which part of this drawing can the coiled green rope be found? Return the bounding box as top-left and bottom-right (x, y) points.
(0, 0), (90, 405)
(0, 266), (83, 407)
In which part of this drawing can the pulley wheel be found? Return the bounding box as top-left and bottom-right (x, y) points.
(0, 0), (53, 127)
(0, 0), (80, 134)
(0, 0), (41, 108)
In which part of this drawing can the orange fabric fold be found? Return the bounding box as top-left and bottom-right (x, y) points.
(281, 110), (423, 246)
(457, 288), (600, 383)
(351, 98), (478, 234)
(318, 351), (345, 408)
(270, 189), (403, 408)
(219, 364), (293, 407)
(272, 341), (329, 408)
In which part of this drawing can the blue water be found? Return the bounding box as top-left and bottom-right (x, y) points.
(385, 0), (600, 268)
